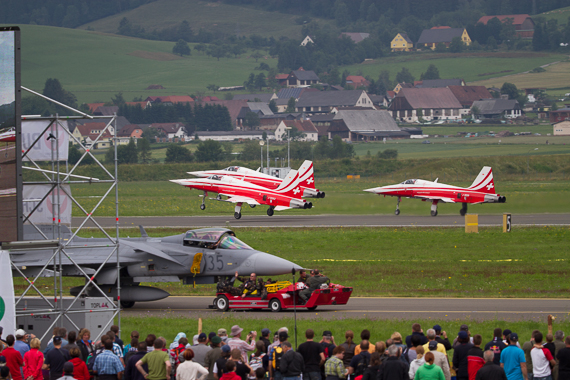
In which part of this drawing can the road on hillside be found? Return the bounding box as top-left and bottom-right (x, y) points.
(76, 214), (570, 229)
(122, 296), (570, 321)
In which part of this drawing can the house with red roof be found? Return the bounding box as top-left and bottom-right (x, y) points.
(477, 14), (534, 38)
(448, 86), (493, 116)
(345, 76), (370, 89)
(275, 119), (319, 142)
(145, 95), (194, 105)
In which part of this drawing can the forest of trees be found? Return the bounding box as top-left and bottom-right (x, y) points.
(118, 102), (233, 133)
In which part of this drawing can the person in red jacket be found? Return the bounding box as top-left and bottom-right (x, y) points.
(68, 347), (89, 380)
(24, 338), (44, 380)
(220, 361), (241, 380)
(2, 335), (24, 380)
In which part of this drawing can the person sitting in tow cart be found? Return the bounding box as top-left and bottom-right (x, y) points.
(299, 269), (330, 303)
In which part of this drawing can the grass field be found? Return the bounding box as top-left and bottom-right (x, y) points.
(15, 226), (570, 298)
(78, 0), (319, 39)
(469, 60), (570, 93)
(119, 317), (570, 351)
(343, 52), (567, 84)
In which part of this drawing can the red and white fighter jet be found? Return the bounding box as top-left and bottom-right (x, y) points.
(170, 168), (313, 219)
(187, 160), (325, 198)
(0, 128), (16, 142)
(364, 166), (506, 216)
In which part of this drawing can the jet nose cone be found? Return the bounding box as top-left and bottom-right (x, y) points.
(252, 252), (303, 276)
(363, 187), (382, 193)
(170, 179), (186, 185)
(187, 171), (204, 177)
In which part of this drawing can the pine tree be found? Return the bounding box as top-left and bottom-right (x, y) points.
(138, 137), (152, 164)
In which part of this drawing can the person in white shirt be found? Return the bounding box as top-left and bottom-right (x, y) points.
(177, 349), (208, 380)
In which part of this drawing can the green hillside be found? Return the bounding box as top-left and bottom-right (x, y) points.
(16, 24), (277, 104)
(538, 6), (570, 24)
(78, 0), (315, 39)
(344, 52), (568, 84)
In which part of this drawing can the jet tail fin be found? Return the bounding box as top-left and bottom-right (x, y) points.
(275, 169), (303, 197)
(297, 160), (317, 190)
(468, 166), (496, 194)
(139, 225), (148, 238)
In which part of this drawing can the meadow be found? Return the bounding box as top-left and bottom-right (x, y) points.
(10, 24), (568, 105)
(14, 226), (570, 298)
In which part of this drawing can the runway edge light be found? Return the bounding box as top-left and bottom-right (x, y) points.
(503, 213), (512, 232)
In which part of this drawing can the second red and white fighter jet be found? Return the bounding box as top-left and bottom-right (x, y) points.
(171, 168), (313, 219)
(187, 160), (325, 198)
(364, 166), (506, 216)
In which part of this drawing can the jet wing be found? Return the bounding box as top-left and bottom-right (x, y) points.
(415, 195), (456, 203)
(119, 240), (182, 265)
(274, 206), (292, 211)
(217, 195), (260, 206)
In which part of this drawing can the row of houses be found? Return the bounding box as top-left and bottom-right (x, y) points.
(391, 14), (535, 52)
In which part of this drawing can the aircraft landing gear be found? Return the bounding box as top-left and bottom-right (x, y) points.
(430, 200), (439, 217)
(460, 203), (468, 216)
(200, 191), (207, 210)
(395, 197), (401, 215)
(267, 206), (275, 216)
(249, 204), (256, 208)
(234, 203), (242, 219)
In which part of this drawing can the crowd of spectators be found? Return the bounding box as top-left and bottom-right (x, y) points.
(1, 323), (570, 380)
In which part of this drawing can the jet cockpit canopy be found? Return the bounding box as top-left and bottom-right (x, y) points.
(223, 166), (239, 172)
(207, 175), (223, 181)
(183, 228), (252, 250)
(401, 179), (417, 185)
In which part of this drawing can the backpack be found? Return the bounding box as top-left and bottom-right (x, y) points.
(86, 348), (104, 373)
(322, 343), (334, 359)
(354, 354), (369, 377)
(272, 346), (284, 372)
(249, 353), (265, 378)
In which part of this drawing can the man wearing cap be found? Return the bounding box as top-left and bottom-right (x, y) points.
(43, 337), (72, 380)
(503, 330), (521, 348)
(192, 333), (212, 367)
(434, 325), (452, 352)
(205, 337), (223, 380)
(453, 331), (474, 380)
(94, 340), (125, 380)
(269, 331), (289, 380)
(228, 326), (256, 364)
(56, 362), (76, 380)
(476, 350), (507, 380)
(455, 326), (474, 348)
(261, 329), (271, 354)
(14, 330), (30, 360)
(214, 344), (232, 379)
(2, 335), (24, 380)
(500, 333), (527, 380)
(218, 329), (229, 344)
(321, 332), (336, 361)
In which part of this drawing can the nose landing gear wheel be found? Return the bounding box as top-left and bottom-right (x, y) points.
(460, 203), (468, 216)
(395, 209), (400, 215)
(431, 210), (438, 217)
(267, 207), (274, 216)
(121, 301), (135, 309)
(200, 204), (206, 210)
(234, 212), (242, 219)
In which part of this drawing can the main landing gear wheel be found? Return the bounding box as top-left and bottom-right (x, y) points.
(394, 209), (400, 215)
(431, 210), (438, 217)
(395, 197), (401, 215)
(234, 212), (242, 220)
(269, 298), (282, 312)
(460, 203), (468, 216)
(121, 301), (135, 309)
(216, 296), (229, 311)
(307, 306), (318, 311)
(267, 207), (274, 216)
(200, 204), (206, 210)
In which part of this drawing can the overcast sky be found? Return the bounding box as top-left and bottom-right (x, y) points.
(0, 31), (15, 106)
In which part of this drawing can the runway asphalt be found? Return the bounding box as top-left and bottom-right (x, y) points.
(75, 213), (570, 229)
(123, 296), (570, 321)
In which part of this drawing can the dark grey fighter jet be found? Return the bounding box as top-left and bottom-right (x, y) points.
(11, 225), (302, 308)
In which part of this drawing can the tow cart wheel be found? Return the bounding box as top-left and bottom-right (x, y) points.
(395, 209), (400, 215)
(269, 299), (282, 312)
(121, 301), (135, 309)
(216, 296), (229, 311)
(234, 212), (242, 220)
(307, 306), (318, 311)
(200, 204), (206, 211)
